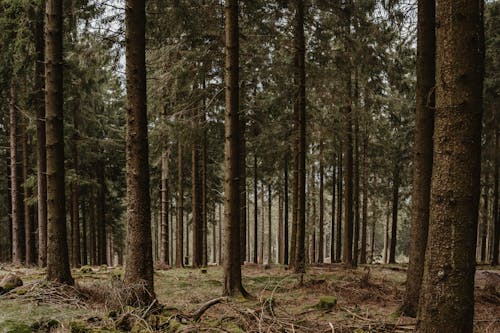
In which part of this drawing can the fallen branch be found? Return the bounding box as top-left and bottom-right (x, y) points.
(192, 297), (227, 322)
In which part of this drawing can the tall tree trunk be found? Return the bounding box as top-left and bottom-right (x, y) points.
(336, 150), (343, 262)
(35, 0), (48, 267)
(212, 212), (217, 263)
(45, 0), (72, 283)
(353, 79), (360, 267)
(97, 161), (107, 265)
(71, 107), (80, 268)
(218, 203), (222, 264)
(293, 0), (307, 275)
(402, 0), (435, 316)
(284, 153), (289, 265)
(10, 82), (24, 266)
(201, 83), (208, 268)
(81, 200), (87, 265)
(416, 0), (483, 330)
(318, 140), (324, 263)
(222, 0), (247, 297)
(290, 148), (298, 267)
(267, 184), (272, 264)
(260, 188), (264, 264)
(480, 172), (489, 263)
(160, 147), (170, 265)
(22, 126), (35, 265)
(278, 189), (283, 264)
(360, 128), (368, 264)
(124, 0), (154, 300)
(89, 193), (96, 265)
(253, 155), (258, 264)
(176, 141), (184, 268)
(389, 160), (399, 264)
(384, 199), (390, 264)
(239, 115), (247, 265)
(492, 116), (499, 266)
(342, 0), (354, 267)
(330, 155), (336, 262)
(192, 135), (202, 267)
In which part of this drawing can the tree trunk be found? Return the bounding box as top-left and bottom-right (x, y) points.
(318, 140), (324, 263)
(284, 153), (289, 265)
(384, 200), (390, 264)
(293, 0), (307, 275)
(81, 200), (87, 265)
(360, 128), (368, 264)
(10, 82), (24, 266)
(35, 0), (48, 267)
(239, 114), (247, 265)
(45, 0), (72, 283)
(22, 126), (35, 265)
(176, 141), (184, 268)
(492, 115), (499, 266)
(278, 187), (283, 264)
(253, 155), (258, 264)
(71, 107), (80, 268)
(330, 155), (336, 262)
(260, 188), (264, 264)
(267, 184), (272, 264)
(336, 150), (343, 262)
(389, 160), (399, 264)
(353, 79), (360, 267)
(222, 0), (247, 297)
(97, 161), (106, 265)
(192, 134), (202, 267)
(416, 0), (483, 330)
(160, 147), (170, 265)
(402, 0), (435, 316)
(124, 0), (154, 300)
(218, 203), (222, 264)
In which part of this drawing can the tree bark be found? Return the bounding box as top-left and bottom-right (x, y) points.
(492, 114), (499, 266)
(330, 155), (336, 262)
(222, 0), (247, 297)
(71, 106), (80, 268)
(22, 125), (35, 265)
(253, 155), (258, 264)
(416, 0), (483, 330)
(176, 141), (184, 268)
(360, 127), (368, 264)
(35, 0), (48, 267)
(389, 160), (399, 264)
(284, 153), (289, 265)
(124, 0), (154, 300)
(402, 0), (435, 316)
(293, 0), (307, 275)
(45, 0), (72, 283)
(239, 113), (247, 265)
(160, 147), (170, 265)
(267, 184), (272, 264)
(97, 161), (106, 265)
(192, 132), (202, 267)
(336, 150), (343, 262)
(318, 140), (324, 263)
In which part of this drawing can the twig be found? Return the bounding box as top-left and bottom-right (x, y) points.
(192, 297), (227, 322)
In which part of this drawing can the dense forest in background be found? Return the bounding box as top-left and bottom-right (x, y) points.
(0, 0), (498, 332)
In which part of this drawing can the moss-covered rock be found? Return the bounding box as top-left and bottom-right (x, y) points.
(316, 296), (337, 310)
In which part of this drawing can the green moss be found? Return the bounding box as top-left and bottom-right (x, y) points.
(316, 296), (337, 310)
(70, 321), (90, 333)
(0, 320), (32, 333)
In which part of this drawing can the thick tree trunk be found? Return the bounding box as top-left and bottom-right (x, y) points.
(124, 0), (154, 299)
(416, 0), (483, 330)
(35, 0), (48, 267)
(222, 0), (247, 297)
(293, 0), (307, 275)
(45, 0), (72, 283)
(480, 173), (489, 263)
(402, 0), (435, 316)
(176, 141), (184, 268)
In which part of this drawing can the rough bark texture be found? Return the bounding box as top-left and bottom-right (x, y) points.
(222, 0), (247, 297)
(293, 0), (307, 275)
(492, 117), (499, 266)
(416, 0), (483, 331)
(360, 128), (368, 264)
(402, 0), (435, 316)
(124, 0), (154, 300)
(45, 0), (72, 284)
(35, 0), (48, 267)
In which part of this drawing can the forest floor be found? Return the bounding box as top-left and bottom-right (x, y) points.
(0, 263), (499, 332)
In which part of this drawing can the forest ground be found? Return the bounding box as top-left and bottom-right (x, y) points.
(0, 264), (499, 332)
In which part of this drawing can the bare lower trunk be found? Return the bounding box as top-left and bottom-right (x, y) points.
(176, 141), (184, 268)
